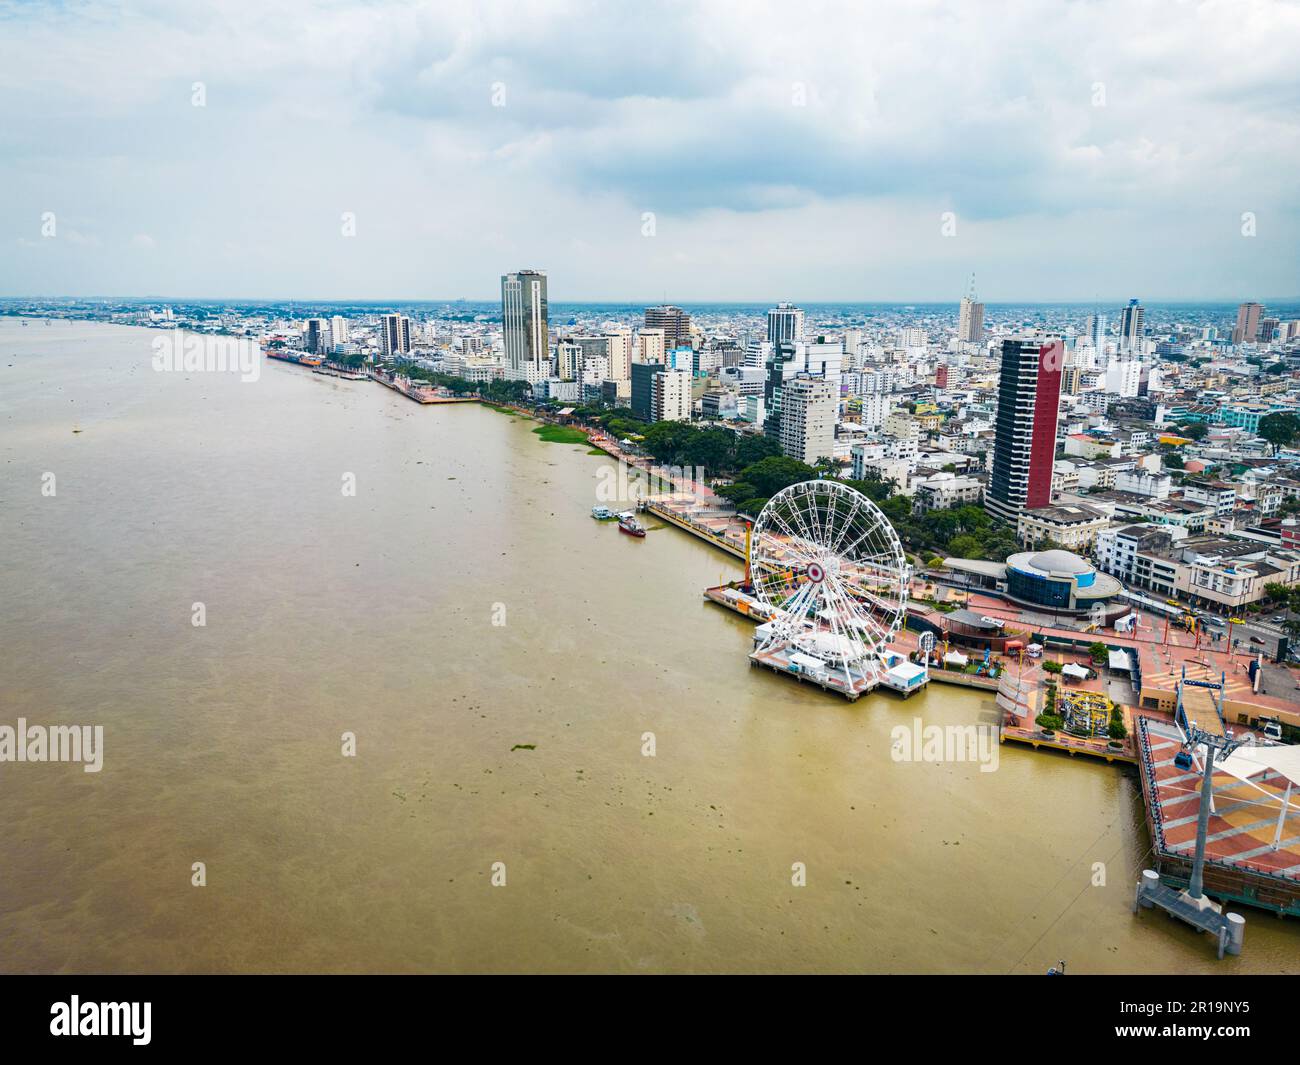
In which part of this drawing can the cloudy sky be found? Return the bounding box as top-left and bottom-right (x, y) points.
(2, 0), (1297, 301)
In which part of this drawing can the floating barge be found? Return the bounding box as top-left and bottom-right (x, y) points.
(748, 623), (929, 702)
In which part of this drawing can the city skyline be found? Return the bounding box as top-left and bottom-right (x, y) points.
(3, 1), (1298, 301)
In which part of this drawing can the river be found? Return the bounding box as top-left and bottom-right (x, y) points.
(0, 320), (1294, 973)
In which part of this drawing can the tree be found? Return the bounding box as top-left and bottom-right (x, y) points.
(1179, 422), (1208, 441)
(737, 455), (819, 499)
(734, 434), (782, 469)
(1258, 412), (1300, 455)
(1263, 582), (1290, 603)
(947, 534), (981, 559)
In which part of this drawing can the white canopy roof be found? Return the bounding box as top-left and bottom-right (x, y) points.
(1062, 662), (1090, 680)
(1219, 744), (1300, 789)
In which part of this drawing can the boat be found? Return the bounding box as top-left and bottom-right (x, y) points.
(617, 512), (646, 537)
(591, 505), (614, 520)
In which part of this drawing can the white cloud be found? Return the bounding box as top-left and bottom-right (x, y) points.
(0, 0), (1296, 299)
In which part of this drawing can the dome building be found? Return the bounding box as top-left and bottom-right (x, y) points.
(942, 547), (1124, 614)
(1003, 548), (1122, 611)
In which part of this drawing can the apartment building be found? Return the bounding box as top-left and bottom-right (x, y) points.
(1016, 503), (1110, 551)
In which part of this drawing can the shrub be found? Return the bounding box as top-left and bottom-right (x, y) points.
(1036, 714), (1063, 731)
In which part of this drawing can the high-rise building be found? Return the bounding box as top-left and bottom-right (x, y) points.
(762, 340), (842, 439)
(305, 318), (327, 354)
(330, 316), (350, 347)
(637, 328), (666, 365)
(1119, 299), (1144, 353)
(379, 313), (411, 358)
(958, 298), (984, 343)
(986, 337), (1064, 523)
(958, 275), (984, 343)
(556, 341), (581, 382)
(1259, 317), (1280, 343)
(767, 303), (805, 346)
(605, 327), (632, 381)
(651, 368), (692, 423)
(644, 306), (691, 352)
(935, 364), (949, 389)
(779, 375), (836, 464)
(1084, 313), (1107, 351)
(501, 270), (549, 381)
(631, 362), (665, 421)
(1233, 301), (1264, 344)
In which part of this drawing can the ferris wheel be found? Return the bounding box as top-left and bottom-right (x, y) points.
(749, 480), (910, 688)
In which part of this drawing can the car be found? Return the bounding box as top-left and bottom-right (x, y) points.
(1272, 615), (1287, 623)
(1205, 616), (1226, 628)
(1249, 636), (1265, 645)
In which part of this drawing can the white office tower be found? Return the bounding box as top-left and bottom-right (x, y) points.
(1104, 360), (1142, 398)
(651, 369), (692, 422)
(379, 313), (412, 357)
(857, 391), (891, 430)
(745, 338), (770, 368)
(780, 376), (836, 464)
(330, 316), (350, 348)
(580, 354), (609, 388)
(605, 327), (632, 381)
(556, 341), (581, 382)
(802, 339), (843, 392)
(501, 270), (549, 383)
(843, 329), (863, 362)
(637, 328), (666, 365)
(767, 303), (805, 346)
(901, 327), (928, 350)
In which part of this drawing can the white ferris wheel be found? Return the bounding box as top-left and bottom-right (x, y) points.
(749, 480), (911, 689)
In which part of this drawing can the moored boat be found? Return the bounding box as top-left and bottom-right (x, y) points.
(617, 512), (646, 537)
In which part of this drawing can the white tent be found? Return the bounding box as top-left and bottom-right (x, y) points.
(943, 651), (969, 667)
(1217, 744), (1300, 847)
(1219, 744), (1300, 789)
(1061, 662), (1090, 681)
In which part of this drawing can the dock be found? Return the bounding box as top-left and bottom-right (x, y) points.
(642, 499), (748, 559)
(1134, 713), (1300, 916)
(367, 369), (478, 404)
(749, 642), (879, 701)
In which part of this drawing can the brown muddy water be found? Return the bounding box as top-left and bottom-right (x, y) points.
(1, 320), (1295, 973)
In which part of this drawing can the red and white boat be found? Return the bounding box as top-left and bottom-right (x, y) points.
(617, 512), (646, 538)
